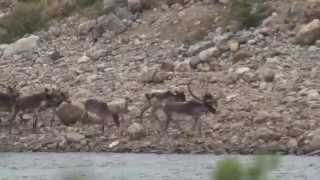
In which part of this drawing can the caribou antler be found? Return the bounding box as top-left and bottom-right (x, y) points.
(187, 79), (202, 102)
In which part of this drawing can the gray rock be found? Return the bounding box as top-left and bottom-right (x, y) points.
(86, 45), (110, 60)
(261, 69), (275, 82)
(56, 103), (84, 126)
(78, 20), (96, 36)
(251, 127), (280, 141)
(160, 61), (175, 72)
(188, 56), (201, 69)
(140, 67), (157, 83)
(187, 41), (215, 56)
(228, 40), (239, 52)
(65, 132), (85, 143)
(114, 7), (132, 20)
(103, 0), (117, 14)
(295, 19), (320, 45)
(304, 129), (320, 152)
(198, 47), (221, 61)
(77, 56), (91, 63)
(3, 35), (39, 57)
(98, 14), (127, 34)
(235, 67), (250, 75)
(127, 122), (146, 140)
(174, 60), (192, 72)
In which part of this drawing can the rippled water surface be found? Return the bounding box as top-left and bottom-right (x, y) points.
(0, 153), (318, 180)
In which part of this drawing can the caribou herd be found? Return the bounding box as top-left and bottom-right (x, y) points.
(0, 78), (219, 139)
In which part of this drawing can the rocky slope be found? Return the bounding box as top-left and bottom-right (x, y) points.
(0, 0), (320, 155)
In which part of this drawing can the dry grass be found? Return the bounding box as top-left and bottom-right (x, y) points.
(0, 1), (48, 43)
(0, 0), (102, 43)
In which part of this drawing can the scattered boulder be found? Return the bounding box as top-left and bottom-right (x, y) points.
(198, 47), (221, 61)
(228, 40), (239, 52)
(260, 69), (276, 82)
(187, 41), (215, 56)
(86, 45), (110, 60)
(103, 0), (117, 14)
(231, 50), (252, 64)
(56, 103), (84, 126)
(140, 67), (157, 83)
(77, 55), (91, 63)
(303, 128), (320, 153)
(3, 35), (39, 57)
(295, 19), (320, 45)
(78, 20), (96, 36)
(160, 61), (175, 72)
(127, 122), (146, 140)
(128, 0), (143, 13)
(140, 67), (172, 83)
(174, 60), (192, 72)
(65, 132), (85, 143)
(97, 14), (127, 34)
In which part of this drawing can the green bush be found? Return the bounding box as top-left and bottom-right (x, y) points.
(229, 0), (271, 28)
(213, 155), (280, 180)
(76, 0), (100, 8)
(0, 1), (48, 43)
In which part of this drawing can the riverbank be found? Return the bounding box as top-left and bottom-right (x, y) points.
(0, 0), (320, 155)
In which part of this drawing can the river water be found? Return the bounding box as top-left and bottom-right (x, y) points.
(0, 153), (318, 180)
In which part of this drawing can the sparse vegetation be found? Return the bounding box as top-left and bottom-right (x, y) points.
(76, 0), (100, 8)
(0, 1), (48, 43)
(213, 155), (280, 180)
(229, 0), (272, 28)
(0, 0), (103, 44)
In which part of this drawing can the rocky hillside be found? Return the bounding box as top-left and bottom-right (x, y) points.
(0, 0), (320, 154)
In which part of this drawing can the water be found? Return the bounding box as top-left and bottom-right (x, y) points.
(0, 153), (318, 180)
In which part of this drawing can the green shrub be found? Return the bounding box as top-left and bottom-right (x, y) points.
(213, 155), (280, 180)
(229, 0), (271, 28)
(76, 0), (100, 8)
(0, 1), (48, 43)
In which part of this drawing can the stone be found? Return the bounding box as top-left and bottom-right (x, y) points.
(77, 56), (91, 63)
(86, 45), (110, 60)
(304, 128), (320, 152)
(295, 19), (320, 45)
(3, 35), (39, 57)
(252, 127), (281, 141)
(198, 47), (221, 61)
(103, 0), (117, 14)
(219, 0), (230, 4)
(153, 71), (173, 83)
(160, 61), (175, 72)
(128, 0), (143, 13)
(98, 14), (127, 34)
(65, 132), (85, 143)
(140, 67), (157, 83)
(78, 20), (96, 36)
(307, 89), (319, 100)
(187, 41), (215, 56)
(114, 7), (131, 20)
(109, 140), (120, 148)
(174, 60), (192, 72)
(127, 122), (146, 140)
(188, 56), (201, 69)
(261, 69), (275, 82)
(235, 67), (250, 75)
(228, 40), (239, 52)
(56, 103), (84, 126)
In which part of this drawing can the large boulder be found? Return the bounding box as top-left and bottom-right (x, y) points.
(56, 103), (84, 126)
(3, 35), (39, 57)
(127, 122), (146, 140)
(295, 19), (320, 45)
